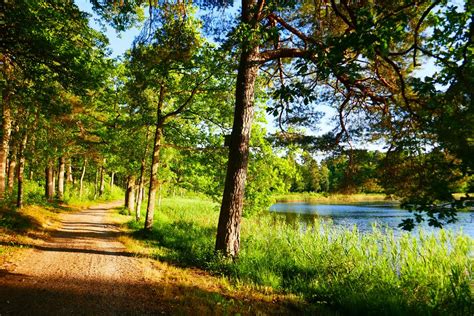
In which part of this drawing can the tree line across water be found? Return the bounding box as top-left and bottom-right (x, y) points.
(1, 0), (473, 258)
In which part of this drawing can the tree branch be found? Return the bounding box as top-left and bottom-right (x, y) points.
(162, 74), (214, 121)
(257, 48), (309, 63)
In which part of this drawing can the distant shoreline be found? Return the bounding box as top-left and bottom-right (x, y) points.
(273, 193), (398, 204)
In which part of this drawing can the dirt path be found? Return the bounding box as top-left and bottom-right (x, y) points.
(0, 203), (308, 315)
(0, 202), (172, 315)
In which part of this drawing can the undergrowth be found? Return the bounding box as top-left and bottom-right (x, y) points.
(126, 197), (473, 315)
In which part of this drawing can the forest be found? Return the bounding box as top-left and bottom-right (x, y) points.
(1, 0), (473, 315)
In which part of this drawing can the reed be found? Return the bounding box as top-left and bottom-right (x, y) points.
(128, 197), (473, 315)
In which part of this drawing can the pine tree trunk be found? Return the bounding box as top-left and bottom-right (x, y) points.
(16, 132), (28, 208)
(124, 178), (129, 208)
(52, 169), (56, 197)
(7, 156), (16, 194)
(136, 161), (146, 221)
(0, 93), (12, 200)
(93, 168), (98, 200)
(145, 85), (165, 231)
(99, 161), (105, 197)
(79, 159), (86, 198)
(136, 127), (150, 221)
(45, 161), (54, 201)
(126, 175), (136, 214)
(7, 122), (19, 193)
(215, 7), (260, 257)
(145, 127), (162, 231)
(57, 157), (65, 200)
(45, 167), (48, 198)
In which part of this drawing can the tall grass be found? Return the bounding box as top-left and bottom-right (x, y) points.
(128, 197), (473, 315)
(273, 192), (395, 203)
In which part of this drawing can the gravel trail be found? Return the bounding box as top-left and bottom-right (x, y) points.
(0, 202), (168, 315)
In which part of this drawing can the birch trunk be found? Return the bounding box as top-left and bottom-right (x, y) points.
(79, 159), (86, 198)
(110, 172), (115, 189)
(99, 162), (105, 197)
(66, 161), (73, 184)
(57, 157), (65, 200)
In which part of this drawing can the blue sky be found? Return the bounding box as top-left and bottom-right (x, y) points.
(75, 0), (141, 58)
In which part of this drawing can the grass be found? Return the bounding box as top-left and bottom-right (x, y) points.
(110, 201), (322, 315)
(122, 196), (473, 315)
(273, 192), (395, 203)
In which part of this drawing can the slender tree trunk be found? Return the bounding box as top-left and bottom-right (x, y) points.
(110, 171), (115, 189)
(94, 168), (98, 200)
(57, 157), (65, 200)
(66, 161), (73, 184)
(124, 177), (129, 208)
(136, 127), (150, 221)
(52, 169), (56, 197)
(99, 161), (105, 197)
(45, 167), (48, 198)
(7, 156), (16, 193)
(45, 161), (54, 201)
(145, 85), (165, 231)
(16, 131), (28, 208)
(0, 93), (12, 200)
(136, 164), (145, 220)
(215, 12), (260, 257)
(126, 175), (136, 214)
(79, 159), (86, 198)
(145, 128), (162, 231)
(7, 121), (19, 193)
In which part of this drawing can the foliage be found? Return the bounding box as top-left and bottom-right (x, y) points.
(380, 148), (471, 230)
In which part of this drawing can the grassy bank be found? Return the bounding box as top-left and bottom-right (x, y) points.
(124, 197), (473, 315)
(273, 192), (395, 203)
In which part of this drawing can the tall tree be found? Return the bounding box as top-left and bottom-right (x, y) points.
(215, 0), (452, 256)
(127, 4), (233, 231)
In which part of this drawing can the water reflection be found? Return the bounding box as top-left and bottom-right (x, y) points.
(269, 202), (474, 238)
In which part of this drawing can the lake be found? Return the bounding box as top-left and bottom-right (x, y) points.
(270, 202), (474, 238)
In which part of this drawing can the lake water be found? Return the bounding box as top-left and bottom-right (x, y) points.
(270, 202), (474, 238)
